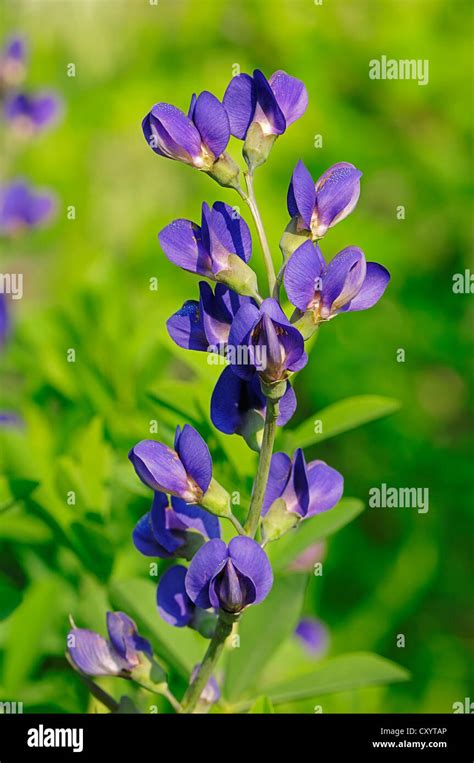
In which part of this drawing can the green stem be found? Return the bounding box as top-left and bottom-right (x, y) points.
(227, 512), (246, 535)
(135, 678), (182, 713)
(244, 397), (279, 537)
(240, 173), (276, 294)
(180, 612), (237, 714)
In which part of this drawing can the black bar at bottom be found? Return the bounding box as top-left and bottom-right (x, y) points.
(0, 712), (471, 760)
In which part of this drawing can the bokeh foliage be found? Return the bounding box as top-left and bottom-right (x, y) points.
(0, 0), (472, 713)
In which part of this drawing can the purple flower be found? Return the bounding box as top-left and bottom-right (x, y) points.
(0, 180), (56, 235)
(0, 35), (27, 87)
(129, 424), (212, 504)
(262, 449), (343, 520)
(227, 297), (307, 383)
(167, 281), (254, 353)
(288, 541), (326, 572)
(133, 491), (220, 560)
(142, 91), (230, 170)
(67, 611), (152, 677)
(4, 91), (61, 135)
(0, 411), (22, 428)
(185, 537), (273, 614)
(223, 69), (308, 140)
(294, 617), (329, 657)
(159, 202), (256, 296)
(284, 240), (390, 322)
(0, 294), (10, 347)
(287, 160), (362, 239)
(190, 664), (220, 707)
(157, 565), (197, 627)
(210, 366), (296, 441)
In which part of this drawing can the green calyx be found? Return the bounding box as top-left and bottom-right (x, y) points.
(243, 122), (277, 172)
(262, 498), (300, 543)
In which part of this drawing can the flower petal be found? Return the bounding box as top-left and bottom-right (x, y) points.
(199, 282), (241, 347)
(209, 202), (252, 264)
(222, 73), (256, 140)
(321, 246), (367, 316)
(307, 460), (344, 517)
(227, 302), (261, 379)
(287, 160), (316, 227)
(253, 69), (286, 135)
(106, 612), (151, 662)
(67, 628), (128, 676)
(284, 239), (323, 312)
(166, 299), (208, 351)
(171, 497), (221, 539)
(150, 491), (184, 554)
(192, 91), (230, 158)
(345, 262), (390, 312)
(175, 424), (212, 493)
(269, 71), (308, 127)
(314, 162), (362, 235)
(286, 448), (310, 516)
(295, 617), (329, 656)
(185, 538), (228, 609)
(210, 366), (244, 434)
(128, 440), (189, 496)
(158, 218), (212, 276)
(157, 565), (194, 627)
(132, 510), (169, 557)
(262, 451), (292, 514)
(277, 382), (297, 426)
(228, 536), (273, 605)
(143, 103), (202, 162)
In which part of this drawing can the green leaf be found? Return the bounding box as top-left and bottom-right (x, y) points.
(109, 578), (204, 679)
(3, 577), (59, 693)
(249, 696), (275, 714)
(224, 574), (307, 701)
(69, 521), (114, 581)
(261, 652), (410, 706)
(249, 697), (275, 715)
(0, 478), (40, 513)
(281, 395), (401, 452)
(0, 577), (23, 620)
(268, 498), (364, 572)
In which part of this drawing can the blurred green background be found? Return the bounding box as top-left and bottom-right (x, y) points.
(0, 0), (472, 713)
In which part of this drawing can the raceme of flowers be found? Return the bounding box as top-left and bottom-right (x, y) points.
(66, 67), (390, 714)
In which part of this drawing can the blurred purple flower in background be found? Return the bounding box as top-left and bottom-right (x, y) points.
(294, 617), (330, 658)
(0, 35), (27, 87)
(4, 91), (61, 135)
(0, 179), (56, 236)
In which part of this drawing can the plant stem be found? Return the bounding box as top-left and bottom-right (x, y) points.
(227, 512), (246, 535)
(244, 397), (279, 537)
(180, 612), (237, 714)
(240, 173), (276, 294)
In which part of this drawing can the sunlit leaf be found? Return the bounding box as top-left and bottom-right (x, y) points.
(281, 395), (401, 452)
(224, 574), (307, 701)
(260, 653), (410, 706)
(268, 498), (364, 572)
